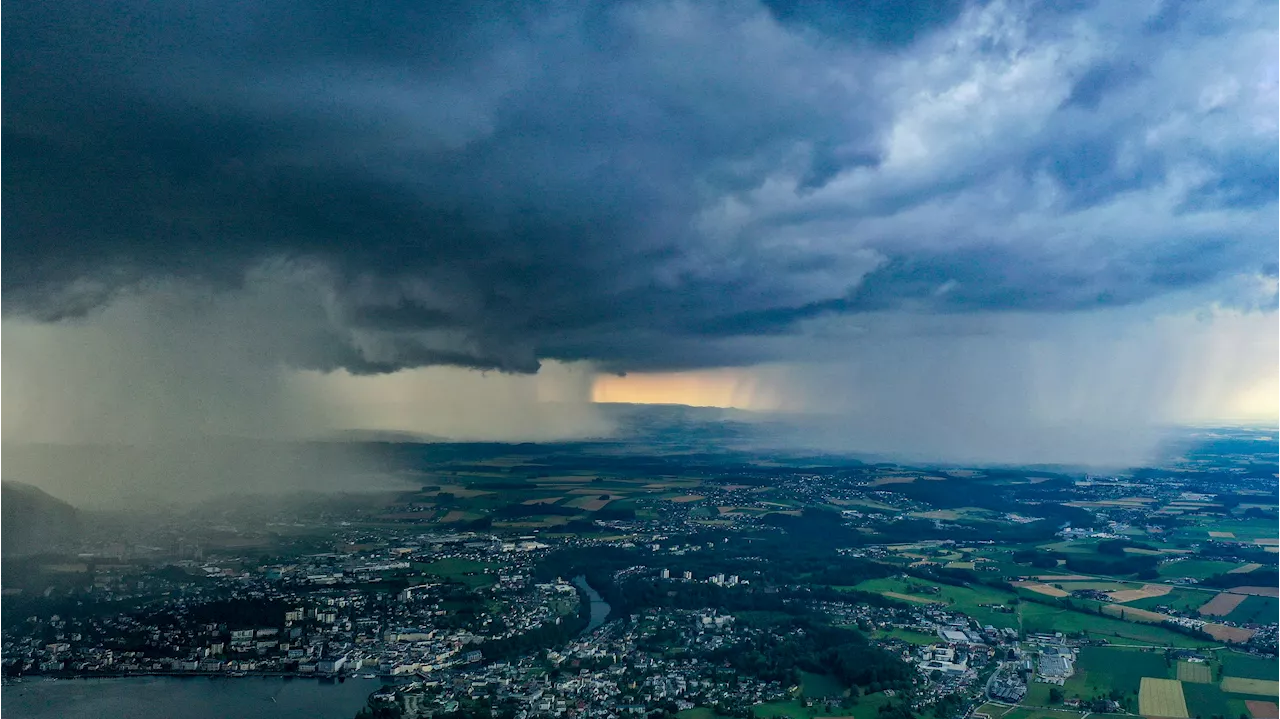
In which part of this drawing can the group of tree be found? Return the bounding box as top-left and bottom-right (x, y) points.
(479, 585), (590, 661)
(708, 617), (912, 693)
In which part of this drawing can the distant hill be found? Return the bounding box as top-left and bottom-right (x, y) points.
(2, 482), (81, 557)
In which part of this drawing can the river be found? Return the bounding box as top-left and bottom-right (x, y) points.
(571, 575), (612, 633)
(2, 676), (385, 719)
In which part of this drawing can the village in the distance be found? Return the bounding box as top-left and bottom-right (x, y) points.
(2, 422), (1277, 719)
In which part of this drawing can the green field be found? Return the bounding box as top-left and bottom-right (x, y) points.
(870, 628), (940, 646)
(1000, 709), (1121, 719)
(1037, 540), (1101, 555)
(1226, 595), (1280, 625)
(1023, 682), (1058, 706)
(1177, 661), (1213, 684)
(745, 692), (897, 719)
(1066, 646), (1172, 699)
(856, 577), (1214, 647)
(1018, 600), (1215, 647)
(419, 558), (497, 587)
(1183, 678), (1277, 719)
(1158, 560), (1243, 579)
(854, 577), (1019, 628)
(1127, 588), (1216, 614)
(974, 703), (1015, 718)
(1182, 681), (1234, 718)
(1221, 653), (1280, 681)
(1195, 519), (1280, 542)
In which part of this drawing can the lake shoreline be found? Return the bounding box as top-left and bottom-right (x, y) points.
(3, 675), (385, 719)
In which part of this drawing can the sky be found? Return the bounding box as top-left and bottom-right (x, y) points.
(3, 0), (1278, 485)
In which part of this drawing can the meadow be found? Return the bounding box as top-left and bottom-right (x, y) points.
(1158, 559), (1247, 580)
(1067, 646), (1172, 698)
(1222, 653), (1280, 681)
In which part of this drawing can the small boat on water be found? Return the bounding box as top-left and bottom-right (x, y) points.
(229, 671), (247, 678)
(361, 673), (375, 679)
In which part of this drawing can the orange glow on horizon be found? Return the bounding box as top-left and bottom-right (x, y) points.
(591, 369), (779, 410)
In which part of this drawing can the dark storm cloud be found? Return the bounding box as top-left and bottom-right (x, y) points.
(759, 0), (971, 46)
(4, 0), (1276, 373)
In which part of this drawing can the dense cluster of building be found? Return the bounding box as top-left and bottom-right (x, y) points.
(1, 533), (577, 679)
(368, 608), (791, 718)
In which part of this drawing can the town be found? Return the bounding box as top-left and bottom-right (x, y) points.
(3, 426), (1277, 719)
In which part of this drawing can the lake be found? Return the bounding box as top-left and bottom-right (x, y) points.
(3, 676), (384, 719)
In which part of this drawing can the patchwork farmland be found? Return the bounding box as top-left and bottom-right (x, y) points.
(1140, 678), (1189, 718)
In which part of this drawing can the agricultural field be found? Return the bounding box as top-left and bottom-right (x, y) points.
(881, 591), (943, 604)
(974, 703), (1015, 718)
(910, 507), (997, 521)
(1107, 584), (1172, 603)
(870, 628), (941, 646)
(851, 578), (1219, 647)
(1177, 661), (1213, 684)
(1203, 623), (1258, 643)
(1067, 647), (1172, 698)
(1037, 540), (1102, 555)
(1158, 559), (1246, 580)
(1197, 592), (1248, 617)
(1177, 675), (1228, 716)
(1192, 519), (1280, 542)
(853, 577), (1018, 628)
(419, 557), (498, 587)
(1139, 677), (1189, 718)
(1013, 581), (1069, 597)
(1053, 581), (1135, 592)
(746, 697), (897, 719)
(1235, 593), (1280, 617)
(1232, 586), (1280, 598)
(1127, 588), (1217, 614)
(564, 494), (618, 511)
(999, 709), (1120, 719)
(1246, 702), (1279, 719)
(1102, 603), (1170, 624)
(1222, 678), (1280, 697)
(1021, 682), (1058, 707)
(1221, 653), (1280, 681)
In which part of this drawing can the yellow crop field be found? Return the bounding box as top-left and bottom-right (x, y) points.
(1139, 678), (1189, 718)
(1108, 583), (1172, 603)
(1223, 678), (1280, 697)
(1177, 662), (1212, 684)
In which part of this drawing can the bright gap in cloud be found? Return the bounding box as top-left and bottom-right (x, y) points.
(591, 368), (784, 410)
